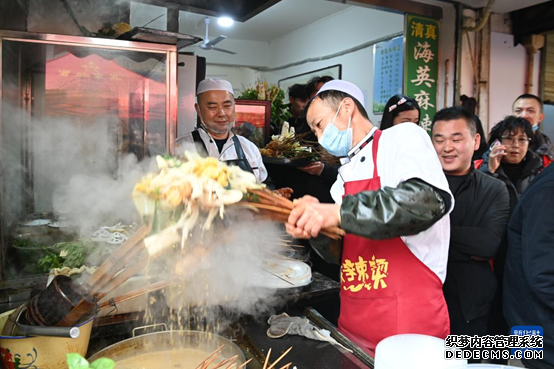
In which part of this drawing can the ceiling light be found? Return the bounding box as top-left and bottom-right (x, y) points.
(217, 17), (234, 27)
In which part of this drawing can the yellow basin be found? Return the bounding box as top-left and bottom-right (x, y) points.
(0, 309), (94, 369)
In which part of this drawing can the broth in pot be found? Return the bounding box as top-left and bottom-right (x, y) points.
(88, 330), (246, 368)
(115, 347), (232, 369)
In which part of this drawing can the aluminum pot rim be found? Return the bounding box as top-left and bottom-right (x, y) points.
(88, 329), (246, 363)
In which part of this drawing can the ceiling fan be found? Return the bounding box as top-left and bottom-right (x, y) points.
(199, 17), (236, 55)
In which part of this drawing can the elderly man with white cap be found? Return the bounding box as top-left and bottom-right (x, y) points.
(175, 78), (268, 183)
(285, 80), (454, 353)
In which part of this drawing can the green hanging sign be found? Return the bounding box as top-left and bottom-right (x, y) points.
(405, 14), (440, 134)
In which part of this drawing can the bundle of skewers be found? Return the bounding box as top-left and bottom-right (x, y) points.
(260, 124), (340, 166)
(195, 345), (293, 369)
(242, 188), (344, 240)
(260, 131), (318, 161)
(194, 345), (251, 369)
(133, 153), (344, 260)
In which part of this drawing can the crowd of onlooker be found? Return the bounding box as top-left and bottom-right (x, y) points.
(180, 74), (553, 368)
(283, 80), (553, 368)
(382, 92), (553, 368)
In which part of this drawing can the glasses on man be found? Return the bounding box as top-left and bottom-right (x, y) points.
(500, 136), (531, 146)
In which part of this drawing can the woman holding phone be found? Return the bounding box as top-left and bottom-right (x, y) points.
(478, 115), (543, 363)
(480, 116), (543, 209)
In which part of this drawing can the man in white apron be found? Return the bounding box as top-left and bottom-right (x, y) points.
(175, 78), (268, 183)
(286, 80), (454, 353)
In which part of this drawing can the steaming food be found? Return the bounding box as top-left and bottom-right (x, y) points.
(114, 347), (234, 369)
(134, 153), (262, 208)
(133, 153), (264, 257)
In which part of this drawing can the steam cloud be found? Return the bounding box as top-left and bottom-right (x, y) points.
(2, 103), (295, 329)
(1, 103), (153, 232)
(161, 216), (292, 329)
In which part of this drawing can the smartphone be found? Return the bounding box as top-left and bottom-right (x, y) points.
(490, 139), (501, 151)
(490, 139), (505, 156)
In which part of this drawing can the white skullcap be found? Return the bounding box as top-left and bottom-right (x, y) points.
(197, 78), (234, 96)
(316, 80), (366, 108)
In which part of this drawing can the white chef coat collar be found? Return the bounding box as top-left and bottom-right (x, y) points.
(340, 126), (378, 165)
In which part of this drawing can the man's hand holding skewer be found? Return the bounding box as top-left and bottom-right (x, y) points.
(273, 187), (293, 199)
(286, 195), (341, 238)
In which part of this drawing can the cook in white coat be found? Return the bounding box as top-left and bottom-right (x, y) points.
(175, 78), (268, 184)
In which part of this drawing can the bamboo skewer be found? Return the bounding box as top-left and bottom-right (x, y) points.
(238, 359), (252, 368)
(251, 189), (293, 210)
(244, 203), (292, 215)
(195, 345), (224, 369)
(244, 189), (346, 240)
(212, 355), (238, 369)
(249, 205), (344, 238)
(262, 250), (298, 261)
(258, 238), (293, 243)
(258, 266), (295, 286)
(259, 243), (296, 250)
(267, 347), (293, 369)
(255, 206), (344, 240)
(196, 347), (253, 369)
(262, 348), (272, 369)
(200, 353), (220, 369)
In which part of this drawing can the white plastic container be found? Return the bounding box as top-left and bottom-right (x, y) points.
(375, 334), (468, 369)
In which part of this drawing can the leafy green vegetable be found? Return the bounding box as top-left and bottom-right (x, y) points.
(13, 239), (47, 249)
(36, 240), (97, 272)
(37, 248), (64, 272)
(67, 354), (115, 369)
(55, 242), (87, 269)
(90, 358), (116, 369)
(66, 353), (90, 369)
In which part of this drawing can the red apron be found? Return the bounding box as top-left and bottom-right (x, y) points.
(338, 129), (450, 353)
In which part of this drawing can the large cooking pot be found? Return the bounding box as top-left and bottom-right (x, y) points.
(89, 329), (246, 368)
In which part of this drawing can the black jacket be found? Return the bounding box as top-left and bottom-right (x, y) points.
(478, 150), (543, 282)
(504, 163), (554, 369)
(443, 169), (510, 321)
(479, 150), (543, 212)
(531, 131), (554, 161)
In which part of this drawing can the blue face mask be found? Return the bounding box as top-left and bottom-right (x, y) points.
(319, 101), (352, 157)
